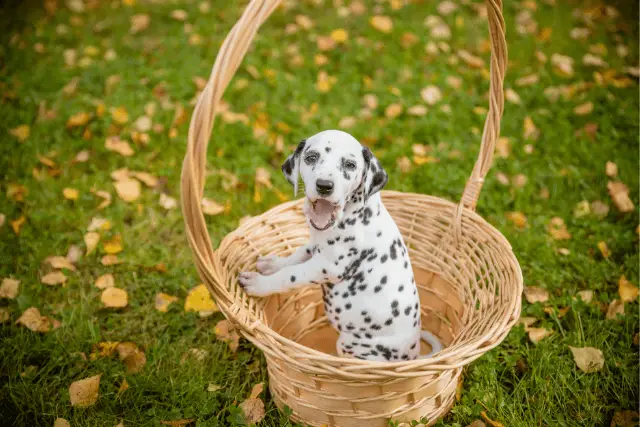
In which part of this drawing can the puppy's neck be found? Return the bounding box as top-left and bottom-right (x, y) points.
(344, 191), (381, 215)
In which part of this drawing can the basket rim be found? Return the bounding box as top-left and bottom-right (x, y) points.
(214, 190), (523, 375)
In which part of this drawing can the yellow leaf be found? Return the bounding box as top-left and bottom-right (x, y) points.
(95, 274), (115, 289)
(11, 215), (26, 235)
(10, 125), (30, 142)
(523, 116), (540, 140)
(111, 106), (129, 124)
(101, 255), (121, 266)
(114, 178), (141, 202)
(413, 155), (438, 166)
(101, 288), (128, 308)
(63, 188), (79, 200)
(69, 375), (101, 407)
(118, 378), (129, 395)
(370, 15), (393, 33)
(407, 105), (427, 116)
(330, 29), (348, 43)
(568, 346), (604, 373)
(184, 284), (218, 314)
(0, 278), (20, 299)
(155, 292), (178, 312)
(66, 111), (91, 128)
(54, 418), (71, 427)
(130, 13), (150, 34)
(45, 255), (76, 271)
(548, 217), (572, 240)
(506, 211), (528, 229)
(577, 290), (594, 303)
(574, 102), (594, 115)
(41, 271), (67, 286)
(597, 241), (610, 258)
(573, 200), (591, 218)
(103, 235), (123, 254)
(84, 231), (100, 255)
(159, 193), (177, 210)
(618, 276), (638, 303)
(480, 411), (505, 427)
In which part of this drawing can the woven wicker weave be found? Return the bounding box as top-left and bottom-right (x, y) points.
(180, 0), (522, 425)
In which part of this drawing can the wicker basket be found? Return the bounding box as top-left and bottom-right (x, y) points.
(180, 0), (522, 425)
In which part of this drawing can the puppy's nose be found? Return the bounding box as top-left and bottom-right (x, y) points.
(315, 179), (334, 196)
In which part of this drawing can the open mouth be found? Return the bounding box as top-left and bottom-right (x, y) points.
(308, 198), (339, 231)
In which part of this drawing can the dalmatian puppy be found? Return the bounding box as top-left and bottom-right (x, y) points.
(239, 130), (443, 361)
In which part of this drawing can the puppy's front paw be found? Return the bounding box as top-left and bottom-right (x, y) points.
(256, 255), (282, 275)
(239, 271), (278, 297)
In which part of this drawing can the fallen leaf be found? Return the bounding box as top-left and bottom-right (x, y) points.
(41, 271), (67, 286)
(95, 274), (115, 289)
(611, 411), (639, 427)
(111, 107), (129, 125)
(0, 278), (20, 299)
(618, 276), (638, 303)
(185, 284), (218, 315)
(46, 256), (77, 271)
(11, 216), (26, 235)
(523, 116), (540, 140)
(249, 382), (264, 399)
(207, 383), (222, 392)
(516, 74), (539, 87)
(597, 241), (610, 258)
(134, 116), (152, 132)
(437, 1), (458, 15)
(551, 53), (574, 77)
(84, 231), (100, 255)
(516, 316), (538, 328)
(101, 255), (121, 266)
(160, 419), (195, 427)
(117, 342), (146, 374)
(103, 235), (123, 254)
(577, 290), (594, 303)
(74, 150), (90, 162)
(370, 15), (393, 33)
(101, 288), (128, 308)
(591, 201), (610, 219)
(159, 193), (177, 210)
(105, 136), (134, 157)
(0, 308), (10, 323)
(54, 418), (71, 427)
(606, 299), (624, 320)
(330, 28), (348, 43)
(114, 179), (141, 202)
(568, 346), (604, 373)
(118, 378), (129, 395)
(458, 50), (484, 68)
(548, 217), (571, 240)
(170, 9), (188, 21)
(16, 307), (60, 332)
(130, 13), (150, 34)
(480, 411), (504, 427)
(506, 211), (527, 229)
(111, 168), (130, 181)
(316, 36), (336, 51)
(363, 94), (378, 109)
(63, 188), (79, 201)
(155, 292), (178, 312)
(202, 198), (224, 215)
(66, 111), (91, 128)
(574, 102), (594, 115)
(10, 125), (30, 142)
(607, 181), (634, 213)
(605, 161), (618, 178)
(573, 200), (591, 218)
(527, 327), (553, 343)
(240, 397), (265, 424)
(505, 88), (521, 104)
(421, 86), (442, 105)
(339, 116), (357, 128)
(69, 375), (101, 407)
(524, 286), (549, 303)
(385, 103), (403, 119)
(215, 319), (240, 352)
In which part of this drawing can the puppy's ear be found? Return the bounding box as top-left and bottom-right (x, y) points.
(281, 139), (306, 196)
(360, 146), (388, 202)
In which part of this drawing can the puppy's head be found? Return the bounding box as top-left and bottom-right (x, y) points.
(281, 130), (387, 230)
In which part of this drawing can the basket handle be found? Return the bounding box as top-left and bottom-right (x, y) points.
(459, 0), (507, 210)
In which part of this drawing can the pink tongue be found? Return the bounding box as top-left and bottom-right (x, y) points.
(309, 199), (334, 227)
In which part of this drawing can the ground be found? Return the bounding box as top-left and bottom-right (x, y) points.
(0, 0), (638, 426)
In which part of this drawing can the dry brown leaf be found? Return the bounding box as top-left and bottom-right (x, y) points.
(215, 319), (240, 352)
(0, 308), (10, 323)
(458, 50), (484, 68)
(74, 150), (90, 163)
(568, 346), (604, 373)
(505, 211), (527, 229)
(155, 292), (178, 312)
(611, 411), (639, 427)
(606, 299), (624, 320)
(54, 418), (71, 427)
(202, 198), (225, 216)
(574, 102), (594, 116)
(618, 276), (638, 303)
(548, 217), (572, 240)
(111, 168), (130, 181)
(41, 271), (67, 286)
(591, 201), (610, 219)
(524, 286), (549, 303)
(16, 307), (60, 332)
(105, 136), (134, 157)
(101, 255), (121, 266)
(577, 290), (594, 303)
(516, 316), (538, 328)
(130, 13), (150, 33)
(528, 327), (553, 343)
(170, 9), (188, 21)
(338, 116), (357, 129)
(385, 103), (403, 119)
(114, 178), (141, 202)
(117, 342), (146, 374)
(363, 94), (378, 109)
(516, 74), (539, 87)
(46, 256), (77, 271)
(607, 181), (634, 213)
(69, 375), (101, 407)
(0, 278), (20, 299)
(420, 86), (442, 105)
(101, 288), (128, 308)
(10, 125), (30, 142)
(240, 397), (265, 424)
(84, 231), (100, 255)
(505, 88), (521, 104)
(605, 161), (618, 178)
(95, 274), (115, 289)
(370, 15), (393, 33)
(66, 111), (91, 128)
(551, 54), (574, 77)
(480, 411), (504, 427)
(159, 193), (177, 210)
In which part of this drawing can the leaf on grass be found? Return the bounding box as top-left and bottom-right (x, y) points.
(574, 102), (594, 116)
(114, 179), (141, 202)
(407, 105), (427, 116)
(134, 116), (152, 132)
(95, 274), (115, 289)
(160, 419), (195, 427)
(330, 29), (348, 43)
(597, 241), (610, 258)
(480, 411), (505, 427)
(207, 383), (222, 392)
(370, 15), (393, 33)
(185, 284), (218, 315)
(240, 396), (265, 424)
(611, 411), (639, 427)
(132, 172), (158, 188)
(215, 319), (240, 352)
(505, 211), (527, 229)
(116, 342), (146, 374)
(54, 418), (71, 427)
(568, 346), (604, 373)
(111, 106), (129, 124)
(202, 198), (225, 215)
(63, 188), (79, 200)
(159, 193), (177, 210)
(66, 112), (91, 128)
(618, 276), (638, 302)
(11, 216), (26, 235)
(170, 9), (188, 21)
(458, 50), (484, 68)
(16, 307), (60, 332)
(84, 231), (100, 255)
(523, 116), (540, 140)
(69, 375), (101, 407)
(0, 308), (10, 323)
(105, 136), (134, 157)
(101, 288), (128, 308)
(0, 278), (20, 299)
(573, 200), (591, 218)
(155, 292), (178, 312)
(101, 255), (121, 266)
(118, 378), (129, 395)
(41, 271), (67, 286)
(527, 327), (553, 343)
(130, 13), (150, 34)
(551, 53), (574, 77)
(607, 181), (634, 213)
(577, 290), (594, 303)
(420, 86), (442, 105)
(605, 161), (618, 178)
(523, 286), (549, 303)
(505, 88), (521, 104)
(46, 256), (77, 271)
(591, 201), (609, 219)
(548, 217), (571, 240)
(606, 300), (624, 320)
(10, 125), (30, 142)
(103, 235), (123, 254)
(516, 316), (538, 328)
(385, 103), (403, 119)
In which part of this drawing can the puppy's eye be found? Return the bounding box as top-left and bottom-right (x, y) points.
(304, 152), (319, 165)
(344, 160), (357, 171)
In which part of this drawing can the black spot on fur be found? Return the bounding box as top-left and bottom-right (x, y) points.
(325, 147), (331, 153)
(385, 318), (393, 326)
(404, 306), (412, 315)
(398, 285), (404, 292)
(290, 276), (296, 282)
(380, 254), (388, 263)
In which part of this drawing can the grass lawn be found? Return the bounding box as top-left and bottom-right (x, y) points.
(1, 0), (638, 426)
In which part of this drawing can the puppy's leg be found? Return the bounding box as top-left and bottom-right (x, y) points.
(256, 244), (313, 275)
(240, 256), (331, 297)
